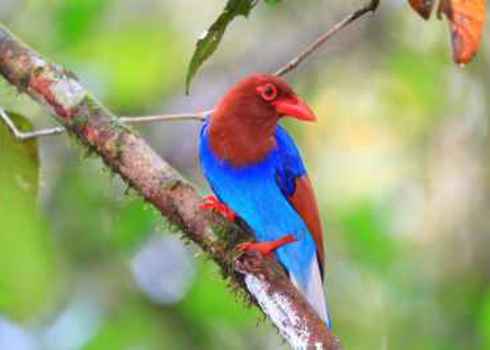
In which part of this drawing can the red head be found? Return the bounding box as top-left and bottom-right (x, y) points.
(214, 74), (316, 125)
(208, 74), (317, 166)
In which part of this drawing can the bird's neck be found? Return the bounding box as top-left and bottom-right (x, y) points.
(208, 112), (278, 167)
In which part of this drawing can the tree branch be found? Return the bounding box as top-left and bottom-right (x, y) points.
(275, 0), (380, 76)
(0, 24), (342, 349)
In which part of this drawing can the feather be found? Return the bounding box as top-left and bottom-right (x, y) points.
(287, 176), (325, 275)
(290, 258), (331, 327)
(198, 74), (330, 327)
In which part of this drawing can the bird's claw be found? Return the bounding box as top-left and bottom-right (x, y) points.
(200, 195), (236, 222)
(236, 234), (297, 256)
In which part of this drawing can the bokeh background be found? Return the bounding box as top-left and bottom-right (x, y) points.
(1, 1), (490, 349)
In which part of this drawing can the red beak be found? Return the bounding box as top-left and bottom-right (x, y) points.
(272, 96), (317, 122)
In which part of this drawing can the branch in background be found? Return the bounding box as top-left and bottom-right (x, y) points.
(274, 0), (380, 76)
(0, 108), (209, 141)
(119, 112), (208, 124)
(0, 25), (341, 349)
(1, 0), (379, 139)
(0, 107), (65, 139)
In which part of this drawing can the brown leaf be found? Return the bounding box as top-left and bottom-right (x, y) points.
(438, 0), (486, 64)
(409, 0), (435, 19)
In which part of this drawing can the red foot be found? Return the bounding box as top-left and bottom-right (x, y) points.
(237, 234), (297, 256)
(200, 195), (236, 222)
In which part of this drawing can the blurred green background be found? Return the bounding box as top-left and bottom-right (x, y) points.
(1, 1), (490, 349)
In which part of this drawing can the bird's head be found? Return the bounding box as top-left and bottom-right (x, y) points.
(209, 74), (316, 165)
(214, 74), (317, 126)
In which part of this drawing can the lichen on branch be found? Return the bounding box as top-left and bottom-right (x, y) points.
(0, 24), (341, 349)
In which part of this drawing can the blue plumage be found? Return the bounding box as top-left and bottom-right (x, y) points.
(200, 119), (316, 298)
(199, 74), (330, 327)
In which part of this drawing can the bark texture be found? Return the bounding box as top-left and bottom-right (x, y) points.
(0, 24), (341, 350)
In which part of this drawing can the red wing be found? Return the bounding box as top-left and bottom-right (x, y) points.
(288, 175), (325, 276)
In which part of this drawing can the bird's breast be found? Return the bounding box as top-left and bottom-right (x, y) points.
(206, 117), (277, 168)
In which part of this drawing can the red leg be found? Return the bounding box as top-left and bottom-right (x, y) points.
(237, 234), (296, 256)
(200, 195), (236, 222)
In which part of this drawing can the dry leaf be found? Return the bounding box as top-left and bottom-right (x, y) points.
(438, 0), (486, 64)
(409, 0), (435, 19)
(408, 0), (486, 64)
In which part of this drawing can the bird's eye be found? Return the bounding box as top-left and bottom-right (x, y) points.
(259, 83), (278, 101)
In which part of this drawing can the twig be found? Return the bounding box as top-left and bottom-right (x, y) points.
(0, 23), (341, 349)
(0, 107), (65, 139)
(274, 0), (380, 76)
(119, 112), (208, 124)
(0, 109), (209, 141)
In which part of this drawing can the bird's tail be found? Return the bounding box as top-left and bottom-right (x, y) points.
(291, 258), (331, 329)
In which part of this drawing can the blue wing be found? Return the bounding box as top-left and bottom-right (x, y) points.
(274, 126), (306, 196)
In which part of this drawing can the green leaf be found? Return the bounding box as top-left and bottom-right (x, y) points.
(185, 0), (258, 94)
(0, 112), (39, 191)
(0, 112), (58, 319)
(265, 0), (282, 5)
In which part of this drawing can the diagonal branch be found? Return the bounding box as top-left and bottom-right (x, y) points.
(0, 24), (342, 349)
(275, 0), (380, 76)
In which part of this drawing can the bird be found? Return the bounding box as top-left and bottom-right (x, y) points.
(199, 73), (330, 328)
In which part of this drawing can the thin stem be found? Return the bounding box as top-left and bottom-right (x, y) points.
(119, 111), (209, 124)
(0, 107), (65, 140)
(274, 0), (380, 76)
(0, 108), (209, 141)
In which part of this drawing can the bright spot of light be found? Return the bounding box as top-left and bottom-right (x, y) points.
(131, 234), (196, 305)
(0, 317), (37, 350)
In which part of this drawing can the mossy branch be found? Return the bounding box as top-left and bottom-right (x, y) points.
(0, 24), (342, 349)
